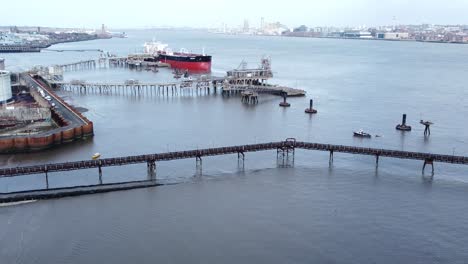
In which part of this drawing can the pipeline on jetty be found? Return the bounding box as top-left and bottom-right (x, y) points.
(1, 139), (467, 203)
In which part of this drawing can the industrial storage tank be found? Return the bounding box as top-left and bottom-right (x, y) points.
(0, 70), (13, 102)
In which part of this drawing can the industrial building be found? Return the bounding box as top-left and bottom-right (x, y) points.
(377, 32), (409, 40)
(343, 31), (373, 38)
(0, 70), (13, 103)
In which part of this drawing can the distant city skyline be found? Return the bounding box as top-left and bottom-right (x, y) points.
(1, 0), (468, 29)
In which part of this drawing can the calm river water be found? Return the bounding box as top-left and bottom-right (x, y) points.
(1, 30), (468, 263)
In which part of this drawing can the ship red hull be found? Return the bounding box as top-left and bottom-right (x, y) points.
(158, 52), (212, 72)
(161, 59), (211, 72)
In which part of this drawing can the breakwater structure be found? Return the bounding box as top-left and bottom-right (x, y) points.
(1, 138), (467, 203)
(0, 74), (94, 153)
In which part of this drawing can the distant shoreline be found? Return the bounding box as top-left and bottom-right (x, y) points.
(0, 35), (108, 53)
(208, 31), (468, 45)
(286, 35), (468, 45)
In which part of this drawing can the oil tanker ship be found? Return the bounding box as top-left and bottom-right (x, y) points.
(143, 41), (211, 72)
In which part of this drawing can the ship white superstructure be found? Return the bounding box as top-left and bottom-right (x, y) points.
(143, 41), (168, 55)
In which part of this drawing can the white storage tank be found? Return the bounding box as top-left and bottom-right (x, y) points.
(0, 70), (13, 102)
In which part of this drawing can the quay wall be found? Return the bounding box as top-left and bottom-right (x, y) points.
(0, 76), (94, 154)
(0, 121), (94, 153)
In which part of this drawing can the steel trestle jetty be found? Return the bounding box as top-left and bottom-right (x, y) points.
(2, 140), (467, 178)
(1, 139), (467, 203)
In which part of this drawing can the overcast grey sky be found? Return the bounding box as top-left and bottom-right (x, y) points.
(2, 0), (467, 29)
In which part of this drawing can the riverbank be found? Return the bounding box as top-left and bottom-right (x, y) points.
(0, 32), (107, 53)
(287, 35), (468, 45)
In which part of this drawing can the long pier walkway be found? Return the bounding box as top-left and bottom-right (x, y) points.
(1, 139), (467, 178)
(58, 60), (97, 72)
(1, 139), (467, 203)
(54, 80), (215, 96)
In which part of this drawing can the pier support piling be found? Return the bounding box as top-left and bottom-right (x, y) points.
(420, 120), (433, 136)
(423, 159), (434, 174)
(196, 156), (203, 174)
(305, 99), (317, 114)
(44, 165), (49, 189)
(238, 152), (245, 162)
(277, 142), (295, 167)
(424, 126), (430, 136)
(396, 114), (411, 131)
(238, 152), (245, 168)
(279, 93), (291, 107)
(147, 160), (156, 180)
(98, 160), (103, 185)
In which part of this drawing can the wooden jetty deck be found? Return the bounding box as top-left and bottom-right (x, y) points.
(1, 139), (466, 203)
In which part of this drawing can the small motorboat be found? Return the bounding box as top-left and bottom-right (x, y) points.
(353, 129), (372, 138)
(92, 153), (101, 160)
